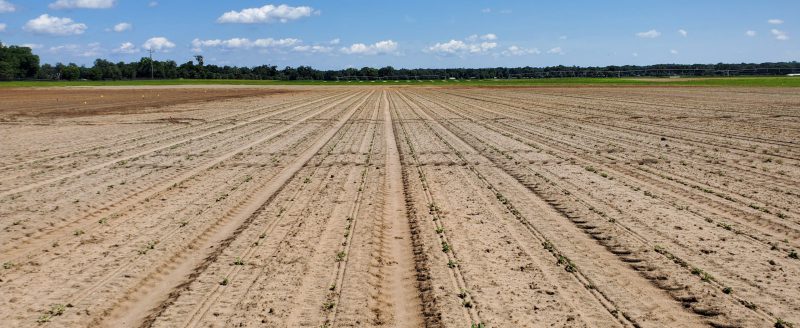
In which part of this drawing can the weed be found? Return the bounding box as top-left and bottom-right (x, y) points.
(789, 250), (798, 260)
(471, 323), (486, 328)
(585, 166), (597, 173)
(329, 284), (336, 291)
(37, 304), (66, 323)
(557, 255), (576, 273)
(435, 226), (445, 234)
(322, 301), (336, 310)
(3, 262), (13, 269)
(303, 177), (311, 184)
(233, 257), (245, 265)
(73, 229), (85, 236)
(775, 318), (795, 328)
(447, 260), (458, 268)
(220, 277), (229, 286)
(335, 251), (346, 262)
(441, 242), (450, 253)
(179, 221), (188, 227)
(722, 287), (732, 294)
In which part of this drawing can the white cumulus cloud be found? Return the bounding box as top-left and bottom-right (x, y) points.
(0, 0), (15, 13)
(678, 29), (688, 37)
(768, 19), (783, 25)
(329, 38), (340, 45)
(636, 29), (661, 38)
(426, 35), (497, 56)
(148, 1), (158, 7)
(502, 45), (540, 56)
(143, 37), (175, 51)
(293, 45), (332, 53)
(341, 40), (398, 55)
(466, 33), (497, 41)
(547, 47), (564, 54)
(771, 29), (789, 40)
(112, 22), (131, 32)
(113, 42), (137, 54)
(745, 30), (757, 37)
(670, 49), (679, 54)
(49, 42), (103, 57)
(24, 14), (87, 36)
(49, 0), (115, 9)
(218, 4), (317, 24)
(191, 37), (301, 52)
(0, 23), (5, 32)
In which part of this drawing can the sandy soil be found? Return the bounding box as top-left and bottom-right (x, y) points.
(1, 86), (798, 328)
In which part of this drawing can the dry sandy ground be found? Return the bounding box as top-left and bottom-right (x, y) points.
(1, 86), (799, 328)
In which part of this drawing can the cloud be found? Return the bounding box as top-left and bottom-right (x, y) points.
(112, 22), (131, 32)
(113, 42), (137, 54)
(547, 47), (564, 54)
(768, 19), (783, 25)
(143, 37), (175, 51)
(502, 45), (540, 56)
(632, 52), (638, 57)
(481, 8), (491, 13)
(341, 40), (398, 55)
(49, 0), (115, 9)
(148, 1), (158, 7)
(466, 33), (497, 41)
(771, 29), (789, 40)
(48, 42), (103, 57)
(636, 29), (661, 38)
(191, 37), (300, 50)
(670, 49), (679, 54)
(559, 35), (568, 40)
(329, 38), (340, 45)
(426, 35), (498, 56)
(218, 4), (317, 24)
(21, 43), (43, 49)
(0, 23), (5, 32)
(678, 29), (688, 37)
(24, 14), (87, 36)
(293, 45), (332, 53)
(0, 0), (15, 13)
(745, 30), (757, 37)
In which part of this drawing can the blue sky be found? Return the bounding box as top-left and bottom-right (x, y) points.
(0, 0), (797, 69)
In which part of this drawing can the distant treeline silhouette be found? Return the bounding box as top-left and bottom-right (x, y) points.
(2, 43), (799, 81)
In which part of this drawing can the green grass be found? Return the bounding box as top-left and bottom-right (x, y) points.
(1, 76), (799, 88)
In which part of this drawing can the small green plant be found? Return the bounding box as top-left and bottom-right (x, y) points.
(233, 257), (245, 265)
(322, 301), (336, 310)
(557, 255), (576, 273)
(447, 260), (458, 268)
(220, 277), (229, 286)
(722, 287), (732, 294)
(775, 318), (795, 328)
(303, 177), (311, 184)
(73, 229), (85, 236)
(329, 284), (336, 291)
(3, 262), (13, 269)
(435, 226), (444, 234)
(471, 323), (486, 328)
(37, 304), (66, 323)
(789, 250), (798, 260)
(441, 242), (450, 253)
(335, 251), (346, 262)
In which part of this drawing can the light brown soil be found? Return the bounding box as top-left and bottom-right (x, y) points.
(1, 86), (798, 328)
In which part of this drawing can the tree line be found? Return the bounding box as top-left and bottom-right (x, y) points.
(2, 43), (799, 81)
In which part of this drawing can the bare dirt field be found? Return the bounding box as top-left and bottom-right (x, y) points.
(1, 86), (799, 328)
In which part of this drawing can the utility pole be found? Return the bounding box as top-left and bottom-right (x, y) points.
(148, 48), (155, 80)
